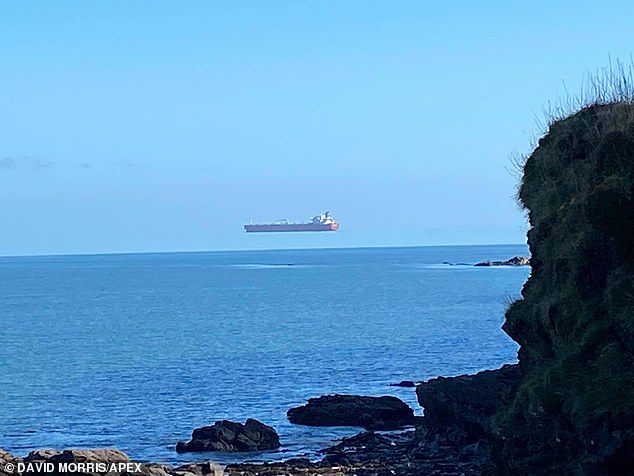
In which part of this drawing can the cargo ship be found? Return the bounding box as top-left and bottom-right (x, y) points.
(244, 212), (340, 233)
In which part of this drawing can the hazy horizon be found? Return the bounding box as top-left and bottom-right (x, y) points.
(0, 241), (528, 259)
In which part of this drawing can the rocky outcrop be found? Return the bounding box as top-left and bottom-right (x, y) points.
(287, 395), (416, 430)
(416, 364), (521, 444)
(492, 102), (634, 475)
(228, 428), (484, 475)
(175, 419), (280, 453)
(474, 256), (530, 267)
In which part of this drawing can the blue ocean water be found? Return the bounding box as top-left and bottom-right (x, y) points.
(0, 245), (529, 465)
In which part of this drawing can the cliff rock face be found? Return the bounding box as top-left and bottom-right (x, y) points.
(493, 103), (634, 474)
(417, 365), (521, 444)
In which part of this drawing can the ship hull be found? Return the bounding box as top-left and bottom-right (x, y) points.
(244, 223), (339, 233)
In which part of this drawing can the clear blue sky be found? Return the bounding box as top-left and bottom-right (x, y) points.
(2, 1), (633, 255)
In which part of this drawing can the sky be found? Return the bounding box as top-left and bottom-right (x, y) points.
(2, 1), (634, 256)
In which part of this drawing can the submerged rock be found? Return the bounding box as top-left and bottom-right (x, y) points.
(176, 419), (280, 453)
(287, 394), (416, 430)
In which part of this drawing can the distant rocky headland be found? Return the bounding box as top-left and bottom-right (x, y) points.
(474, 256), (530, 267)
(442, 255), (531, 267)
(3, 99), (633, 475)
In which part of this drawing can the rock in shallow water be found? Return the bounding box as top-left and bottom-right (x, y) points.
(287, 394), (416, 430)
(176, 419), (280, 453)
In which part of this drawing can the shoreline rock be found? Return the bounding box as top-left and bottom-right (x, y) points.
(2, 364), (518, 475)
(176, 419), (280, 453)
(416, 364), (521, 444)
(2, 366), (523, 475)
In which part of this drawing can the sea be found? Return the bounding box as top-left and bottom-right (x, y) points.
(0, 244), (530, 465)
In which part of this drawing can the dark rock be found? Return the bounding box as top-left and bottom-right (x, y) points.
(277, 458), (311, 468)
(176, 419), (280, 453)
(287, 394), (416, 430)
(389, 380), (417, 387)
(319, 429), (484, 475)
(172, 461), (225, 476)
(23, 449), (61, 462)
(416, 364), (521, 443)
(474, 256), (530, 267)
(225, 459), (399, 475)
(322, 430), (411, 460)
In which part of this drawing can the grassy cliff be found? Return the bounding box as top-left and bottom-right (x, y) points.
(492, 101), (634, 474)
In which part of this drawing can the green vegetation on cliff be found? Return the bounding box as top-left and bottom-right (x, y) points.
(493, 86), (634, 474)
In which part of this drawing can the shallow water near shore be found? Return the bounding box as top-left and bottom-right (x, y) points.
(0, 245), (529, 465)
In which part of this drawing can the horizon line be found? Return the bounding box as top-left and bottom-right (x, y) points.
(0, 242), (528, 260)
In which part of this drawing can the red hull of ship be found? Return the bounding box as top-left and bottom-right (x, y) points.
(244, 223), (339, 233)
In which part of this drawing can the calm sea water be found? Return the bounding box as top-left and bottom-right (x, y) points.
(0, 245), (529, 464)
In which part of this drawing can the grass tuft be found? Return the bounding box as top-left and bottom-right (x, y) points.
(544, 57), (634, 127)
